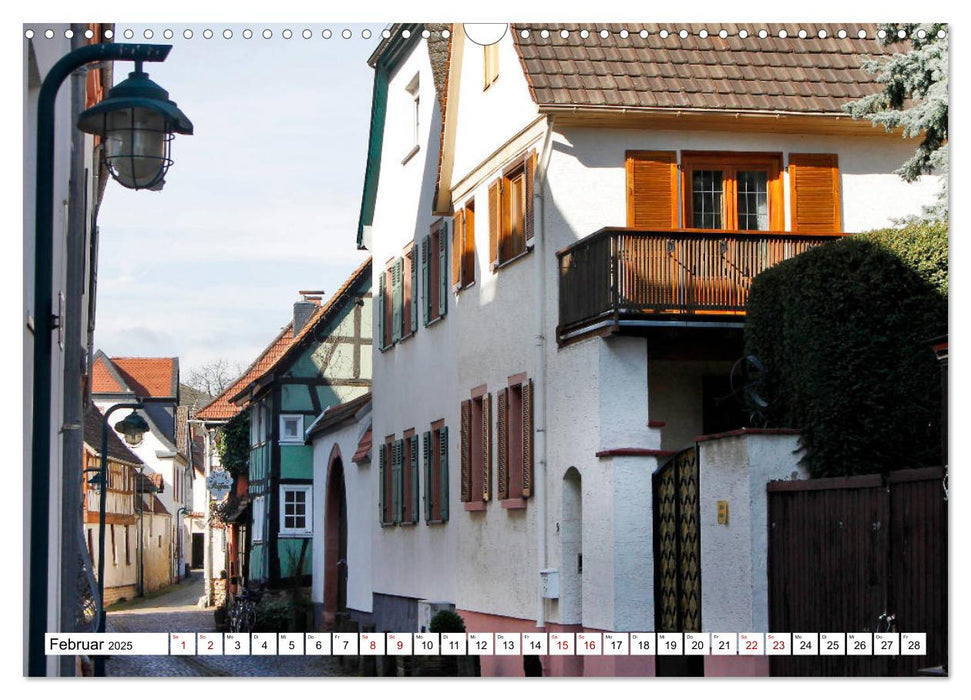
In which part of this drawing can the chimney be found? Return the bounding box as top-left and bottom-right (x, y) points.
(293, 290), (324, 337)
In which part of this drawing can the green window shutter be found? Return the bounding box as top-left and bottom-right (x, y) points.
(438, 225), (448, 317)
(378, 442), (386, 524)
(410, 435), (420, 524)
(391, 439), (402, 525)
(423, 431), (432, 522)
(377, 271), (386, 351)
(392, 258), (403, 343)
(440, 426), (449, 522)
(410, 249), (419, 334)
(421, 236), (430, 326)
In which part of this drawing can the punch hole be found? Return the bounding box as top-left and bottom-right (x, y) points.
(659, 29), (669, 38)
(123, 29), (134, 39)
(84, 28), (94, 39)
(679, 29), (688, 38)
(363, 29), (373, 39)
(818, 29), (827, 39)
(282, 29), (293, 39)
(837, 29), (847, 38)
(183, 29), (192, 39)
(381, 29), (391, 39)
(243, 29), (253, 39)
(25, 29), (34, 39)
(877, 29), (887, 39)
(203, 29), (214, 39)
(917, 29), (927, 39)
(401, 29), (411, 38)
(560, 29), (570, 39)
(580, 30), (589, 39)
(45, 29), (54, 39)
(302, 29), (312, 39)
(858, 29), (868, 38)
(144, 29), (153, 39)
(540, 29), (550, 39)
(639, 29), (648, 39)
(323, 29), (333, 39)
(422, 29), (430, 39)
(778, 29), (788, 38)
(798, 29), (808, 38)
(341, 29), (352, 39)
(465, 23), (507, 46)
(65, 29), (74, 39)
(937, 29), (946, 38)
(738, 29), (748, 39)
(758, 29), (768, 38)
(719, 29), (729, 38)
(698, 30), (708, 39)
(263, 29), (272, 39)
(441, 29), (450, 38)
(599, 29), (609, 39)
(163, 29), (173, 39)
(224, 29), (233, 39)
(897, 29), (906, 39)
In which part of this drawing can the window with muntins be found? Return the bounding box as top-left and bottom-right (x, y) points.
(280, 415), (303, 443)
(680, 152), (784, 231)
(280, 485), (312, 536)
(452, 200), (476, 291)
(489, 152), (536, 269)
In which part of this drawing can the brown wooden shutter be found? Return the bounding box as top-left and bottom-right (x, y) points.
(525, 150), (536, 242)
(452, 209), (463, 287)
(789, 153), (841, 233)
(460, 400), (471, 502)
(489, 180), (501, 270)
(496, 388), (508, 500)
(482, 393), (492, 502)
(522, 379), (533, 498)
(464, 204), (476, 285)
(626, 151), (678, 229)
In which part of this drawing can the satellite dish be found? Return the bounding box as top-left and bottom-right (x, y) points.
(729, 354), (769, 426)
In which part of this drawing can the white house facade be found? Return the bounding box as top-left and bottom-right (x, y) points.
(356, 23), (941, 677)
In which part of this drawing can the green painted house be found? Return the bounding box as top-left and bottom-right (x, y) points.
(229, 259), (372, 587)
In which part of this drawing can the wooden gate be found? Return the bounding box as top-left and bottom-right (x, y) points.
(652, 446), (704, 676)
(767, 467), (947, 676)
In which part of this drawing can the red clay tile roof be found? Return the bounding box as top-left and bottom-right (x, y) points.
(306, 392), (372, 441)
(512, 23), (893, 115)
(352, 427), (372, 464)
(91, 355), (128, 394)
(196, 257), (372, 420)
(111, 357), (179, 398)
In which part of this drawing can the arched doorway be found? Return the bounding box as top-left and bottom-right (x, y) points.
(323, 448), (348, 625)
(561, 468), (582, 625)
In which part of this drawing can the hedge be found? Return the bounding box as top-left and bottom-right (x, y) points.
(745, 220), (947, 477)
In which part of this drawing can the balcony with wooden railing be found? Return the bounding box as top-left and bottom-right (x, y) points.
(556, 227), (844, 344)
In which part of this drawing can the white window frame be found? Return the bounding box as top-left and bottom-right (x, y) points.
(403, 73), (421, 163)
(279, 485), (313, 537)
(252, 496), (265, 542)
(279, 414), (304, 444)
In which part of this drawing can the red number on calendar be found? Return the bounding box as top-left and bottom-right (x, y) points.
(773, 640), (785, 650)
(585, 640), (596, 650)
(208, 640), (214, 650)
(370, 641), (376, 650)
(181, 641), (186, 649)
(397, 641), (403, 650)
(557, 640), (569, 650)
(746, 640), (758, 650)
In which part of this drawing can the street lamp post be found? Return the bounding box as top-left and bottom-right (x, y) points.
(90, 404), (149, 677)
(28, 41), (192, 677)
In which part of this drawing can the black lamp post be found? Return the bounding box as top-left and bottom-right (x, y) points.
(91, 403), (149, 677)
(28, 42), (192, 677)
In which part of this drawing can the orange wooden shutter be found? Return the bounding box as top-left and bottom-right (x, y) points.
(525, 150), (536, 241)
(789, 153), (841, 233)
(452, 209), (464, 287)
(489, 180), (501, 269)
(464, 204), (476, 285)
(460, 400), (471, 502)
(626, 151), (678, 229)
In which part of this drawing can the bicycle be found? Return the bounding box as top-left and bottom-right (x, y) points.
(228, 587), (264, 633)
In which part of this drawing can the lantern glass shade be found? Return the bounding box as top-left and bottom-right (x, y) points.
(114, 412), (150, 446)
(103, 107), (171, 190)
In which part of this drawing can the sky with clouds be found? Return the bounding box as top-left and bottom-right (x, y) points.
(94, 23), (381, 378)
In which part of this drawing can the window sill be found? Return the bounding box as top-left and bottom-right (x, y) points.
(399, 520), (418, 527)
(426, 518), (447, 525)
(453, 280), (476, 294)
(401, 144), (420, 165)
(424, 314), (445, 329)
(279, 533), (312, 538)
(501, 498), (527, 510)
(464, 501), (487, 512)
(492, 245), (533, 273)
(279, 439), (304, 446)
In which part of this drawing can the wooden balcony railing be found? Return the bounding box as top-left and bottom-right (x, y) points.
(557, 227), (844, 341)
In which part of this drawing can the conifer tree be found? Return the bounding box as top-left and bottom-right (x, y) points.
(844, 23), (948, 219)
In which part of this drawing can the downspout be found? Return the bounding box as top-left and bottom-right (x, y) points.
(533, 116), (555, 628)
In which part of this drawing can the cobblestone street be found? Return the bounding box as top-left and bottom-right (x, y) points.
(105, 573), (343, 677)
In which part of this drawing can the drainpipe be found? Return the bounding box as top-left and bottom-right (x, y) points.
(533, 116), (555, 629)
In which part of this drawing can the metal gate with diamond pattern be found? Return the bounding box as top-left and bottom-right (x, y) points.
(652, 446), (704, 676)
